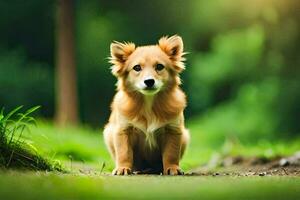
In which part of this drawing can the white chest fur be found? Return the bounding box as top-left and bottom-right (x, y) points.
(133, 114), (163, 149)
(132, 96), (164, 149)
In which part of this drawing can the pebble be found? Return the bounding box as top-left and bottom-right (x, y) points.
(259, 172), (267, 176)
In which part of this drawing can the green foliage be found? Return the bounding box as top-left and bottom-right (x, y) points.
(189, 79), (280, 143)
(23, 121), (112, 171)
(193, 25), (264, 84)
(0, 49), (54, 117)
(0, 106), (39, 147)
(188, 25), (265, 110)
(0, 106), (61, 171)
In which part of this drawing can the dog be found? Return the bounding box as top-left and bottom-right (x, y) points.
(104, 35), (189, 175)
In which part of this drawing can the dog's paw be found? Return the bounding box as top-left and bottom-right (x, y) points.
(112, 167), (132, 175)
(164, 166), (184, 175)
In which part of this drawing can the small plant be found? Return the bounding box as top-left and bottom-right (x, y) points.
(0, 106), (62, 171)
(0, 106), (39, 145)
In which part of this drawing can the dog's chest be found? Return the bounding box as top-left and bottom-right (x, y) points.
(135, 98), (162, 131)
(134, 115), (162, 134)
(131, 107), (165, 149)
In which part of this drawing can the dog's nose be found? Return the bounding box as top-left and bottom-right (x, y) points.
(144, 79), (155, 88)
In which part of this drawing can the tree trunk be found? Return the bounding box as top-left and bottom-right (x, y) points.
(55, 0), (78, 126)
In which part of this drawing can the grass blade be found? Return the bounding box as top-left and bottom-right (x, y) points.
(3, 106), (23, 121)
(24, 106), (41, 116)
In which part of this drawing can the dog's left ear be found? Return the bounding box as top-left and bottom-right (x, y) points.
(109, 41), (135, 76)
(158, 35), (185, 72)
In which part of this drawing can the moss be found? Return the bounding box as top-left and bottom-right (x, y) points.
(0, 106), (64, 172)
(0, 142), (63, 171)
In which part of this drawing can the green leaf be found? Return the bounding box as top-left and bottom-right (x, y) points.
(0, 108), (4, 121)
(24, 106), (41, 116)
(3, 106), (23, 121)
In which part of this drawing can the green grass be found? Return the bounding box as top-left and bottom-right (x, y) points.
(0, 107), (61, 171)
(184, 119), (300, 169)
(1, 119), (300, 200)
(22, 120), (112, 171)
(0, 171), (299, 200)
(18, 120), (300, 173)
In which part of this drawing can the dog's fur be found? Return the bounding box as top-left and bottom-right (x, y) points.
(104, 35), (189, 175)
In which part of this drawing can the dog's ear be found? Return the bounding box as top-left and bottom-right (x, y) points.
(109, 41), (135, 76)
(158, 35), (185, 72)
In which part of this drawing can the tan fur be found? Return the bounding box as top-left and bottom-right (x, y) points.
(104, 35), (190, 175)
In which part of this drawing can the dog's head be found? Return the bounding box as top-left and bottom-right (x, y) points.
(109, 35), (185, 95)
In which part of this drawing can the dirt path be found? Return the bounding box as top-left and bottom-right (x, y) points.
(69, 152), (300, 177)
(189, 152), (300, 177)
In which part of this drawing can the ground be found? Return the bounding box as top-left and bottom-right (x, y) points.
(0, 171), (300, 200)
(0, 121), (300, 199)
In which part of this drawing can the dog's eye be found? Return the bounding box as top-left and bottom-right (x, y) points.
(156, 64), (165, 71)
(133, 65), (142, 72)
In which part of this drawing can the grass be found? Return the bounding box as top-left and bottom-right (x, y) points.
(22, 121), (112, 171)
(0, 171), (299, 200)
(0, 116), (300, 200)
(18, 119), (300, 173)
(0, 106), (61, 171)
(185, 118), (300, 169)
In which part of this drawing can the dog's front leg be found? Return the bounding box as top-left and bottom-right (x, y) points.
(113, 130), (133, 175)
(162, 129), (183, 175)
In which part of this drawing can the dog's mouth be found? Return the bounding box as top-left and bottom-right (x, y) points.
(140, 87), (159, 95)
(144, 87), (156, 91)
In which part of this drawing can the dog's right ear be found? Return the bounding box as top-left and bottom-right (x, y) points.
(109, 41), (135, 76)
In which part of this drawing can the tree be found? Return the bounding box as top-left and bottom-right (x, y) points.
(55, 0), (78, 125)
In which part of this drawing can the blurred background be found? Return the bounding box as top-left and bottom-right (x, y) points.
(0, 0), (299, 167)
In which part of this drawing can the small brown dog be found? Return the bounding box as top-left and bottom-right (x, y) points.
(104, 35), (189, 175)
